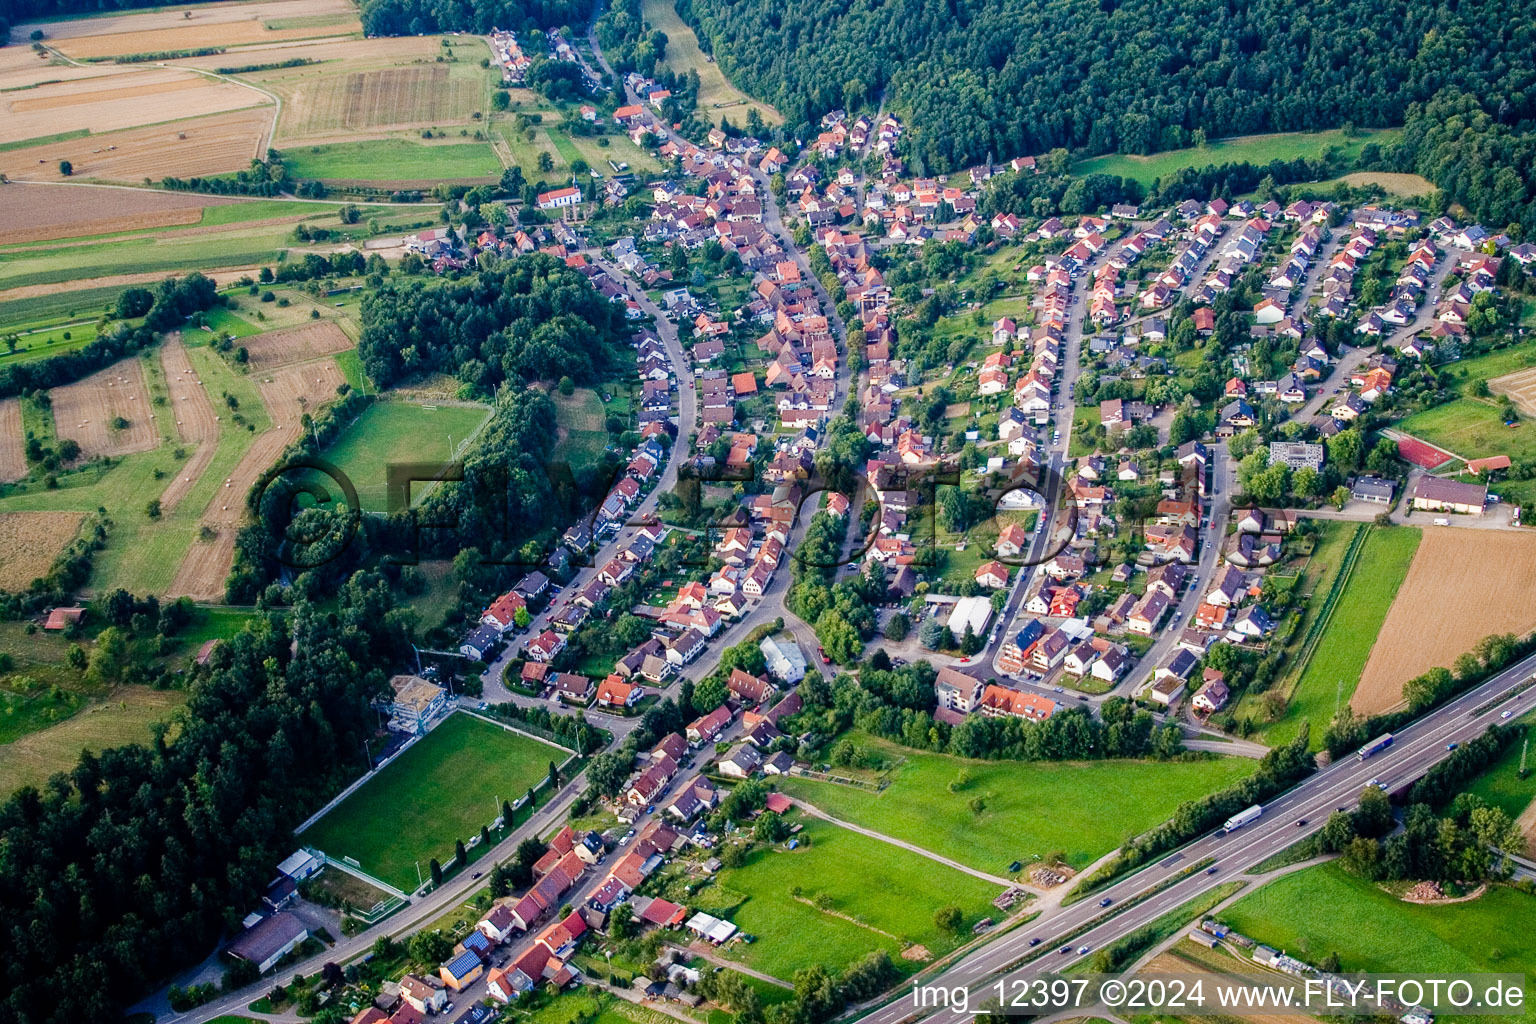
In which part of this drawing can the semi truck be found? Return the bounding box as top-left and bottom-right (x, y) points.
(1357, 733), (1394, 760)
(1222, 804), (1263, 832)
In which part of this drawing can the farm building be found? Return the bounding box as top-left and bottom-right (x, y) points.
(1410, 477), (1486, 515)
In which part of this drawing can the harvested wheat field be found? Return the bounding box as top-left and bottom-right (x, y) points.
(0, 399), (26, 482)
(1490, 366), (1536, 419)
(40, 0), (361, 60)
(0, 183), (230, 246)
(3, 68), (266, 144)
(15, 0), (356, 43)
(0, 44), (121, 91)
(1353, 530), (1536, 714)
(51, 359), (161, 458)
(0, 511), (84, 590)
(0, 107), (270, 183)
(243, 320), (353, 370)
(156, 337), (220, 513)
(167, 357), (345, 599)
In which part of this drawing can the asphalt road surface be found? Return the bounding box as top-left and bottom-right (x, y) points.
(856, 658), (1536, 1024)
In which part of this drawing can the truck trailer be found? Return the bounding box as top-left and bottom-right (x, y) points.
(1357, 733), (1394, 760)
(1222, 804), (1262, 832)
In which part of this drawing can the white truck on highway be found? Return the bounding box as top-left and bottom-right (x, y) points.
(1222, 804), (1263, 833)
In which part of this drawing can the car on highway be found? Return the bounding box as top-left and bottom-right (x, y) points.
(1295, 818), (1308, 827)
(1206, 865), (1218, 874)
(1059, 946), (1072, 955)
(1501, 710), (1513, 719)
(1099, 897), (1112, 907)
(1369, 778), (1388, 791)
(1447, 742), (1458, 751)
(1029, 938), (1041, 947)
(1078, 945), (1091, 955)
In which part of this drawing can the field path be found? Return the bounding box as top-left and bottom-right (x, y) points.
(166, 357), (344, 600)
(1517, 798), (1536, 853)
(0, 398), (26, 481)
(156, 336), (220, 513)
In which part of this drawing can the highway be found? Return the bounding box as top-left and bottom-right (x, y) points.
(857, 658), (1536, 1024)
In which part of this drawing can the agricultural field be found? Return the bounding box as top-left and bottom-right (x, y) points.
(639, 0), (782, 128)
(300, 712), (567, 891)
(167, 354), (344, 599)
(2, 66), (266, 147)
(0, 511), (83, 588)
(1071, 128), (1400, 188)
(281, 137), (501, 183)
(706, 812), (1002, 981)
(776, 732), (1258, 873)
(21, 0), (361, 58)
(0, 106), (272, 184)
(243, 36), (492, 143)
(241, 320), (353, 370)
(0, 399), (26, 480)
(1354, 531), (1536, 714)
(51, 358), (161, 458)
(314, 400), (491, 514)
(0, 335), (341, 598)
(1490, 365), (1536, 419)
(1248, 526), (1419, 744)
(1222, 862), (1536, 1017)
(0, 183), (234, 246)
(0, 219), (297, 292)
(0, 684), (190, 798)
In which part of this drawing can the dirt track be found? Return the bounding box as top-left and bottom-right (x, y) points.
(0, 398), (26, 481)
(166, 357), (344, 600)
(156, 337), (220, 513)
(0, 264), (264, 305)
(1353, 529), (1536, 714)
(51, 358), (160, 459)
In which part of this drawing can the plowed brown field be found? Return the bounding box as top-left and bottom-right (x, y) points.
(0, 183), (229, 245)
(51, 358), (160, 458)
(1352, 529), (1536, 714)
(3, 68), (263, 144)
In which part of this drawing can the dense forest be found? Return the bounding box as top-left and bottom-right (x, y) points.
(677, 0), (1536, 173)
(0, 574), (413, 1024)
(357, 255), (628, 391)
(356, 0), (592, 37)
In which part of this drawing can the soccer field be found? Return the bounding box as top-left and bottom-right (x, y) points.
(319, 401), (491, 513)
(301, 713), (567, 890)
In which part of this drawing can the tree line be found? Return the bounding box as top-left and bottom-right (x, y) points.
(785, 665), (1185, 763)
(0, 572), (415, 1024)
(357, 0), (593, 37)
(0, 272), (219, 399)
